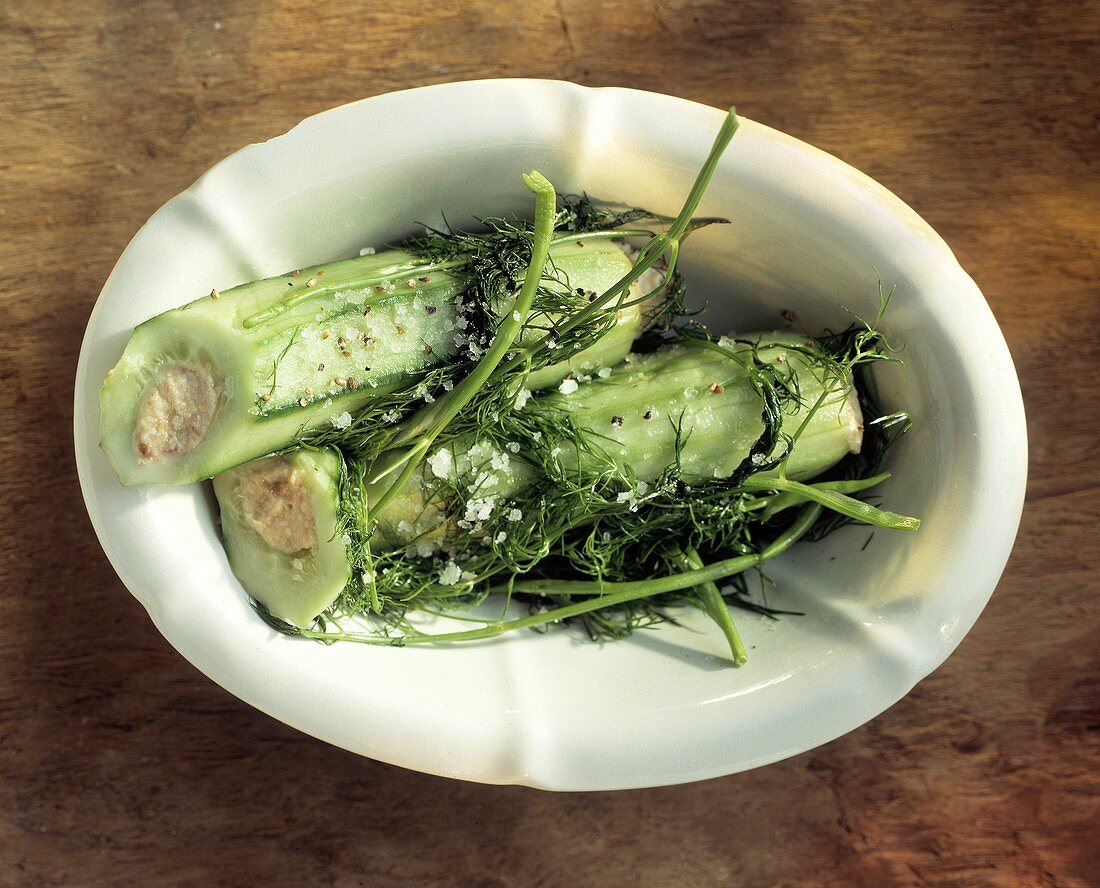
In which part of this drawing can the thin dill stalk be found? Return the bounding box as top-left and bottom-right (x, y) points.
(739, 476), (919, 530)
(266, 505), (824, 647)
(241, 257), (468, 329)
(505, 502), (823, 599)
(492, 109), (740, 379)
(548, 229), (656, 245)
(683, 546), (747, 666)
(364, 171), (558, 515)
(759, 472), (891, 519)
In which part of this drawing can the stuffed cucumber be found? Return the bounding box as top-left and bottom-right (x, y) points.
(101, 239), (656, 486)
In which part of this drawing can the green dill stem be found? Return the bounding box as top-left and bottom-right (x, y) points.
(739, 476), (920, 530)
(506, 501), (821, 599)
(365, 171), (558, 514)
(282, 505), (823, 648)
(758, 472), (891, 519)
(493, 108), (740, 379)
(314, 503), (822, 642)
(242, 257), (467, 329)
(683, 546), (748, 667)
(548, 229), (656, 246)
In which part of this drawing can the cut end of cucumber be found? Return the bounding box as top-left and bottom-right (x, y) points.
(214, 449), (350, 627)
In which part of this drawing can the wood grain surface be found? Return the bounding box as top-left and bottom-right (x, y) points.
(1, 1), (1097, 885)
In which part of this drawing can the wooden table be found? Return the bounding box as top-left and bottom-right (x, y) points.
(2, 2), (1096, 885)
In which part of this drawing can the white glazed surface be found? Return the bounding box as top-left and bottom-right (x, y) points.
(74, 80), (1027, 790)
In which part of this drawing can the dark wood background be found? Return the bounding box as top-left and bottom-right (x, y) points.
(1, 1), (1097, 885)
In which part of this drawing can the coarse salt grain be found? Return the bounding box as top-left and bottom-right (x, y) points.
(427, 448), (454, 479)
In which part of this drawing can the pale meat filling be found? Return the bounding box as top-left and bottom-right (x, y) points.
(133, 364), (218, 463)
(236, 458), (317, 554)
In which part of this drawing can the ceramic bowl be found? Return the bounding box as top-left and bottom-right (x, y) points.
(74, 80), (1026, 790)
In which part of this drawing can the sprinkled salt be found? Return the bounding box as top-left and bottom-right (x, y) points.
(415, 538), (439, 558)
(330, 411), (353, 430)
(427, 448), (454, 479)
(558, 378), (579, 395)
(438, 560), (463, 586)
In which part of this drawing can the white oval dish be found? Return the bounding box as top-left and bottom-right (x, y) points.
(74, 80), (1026, 790)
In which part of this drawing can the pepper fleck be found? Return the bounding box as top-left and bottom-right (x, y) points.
(611, 416), (624, 428)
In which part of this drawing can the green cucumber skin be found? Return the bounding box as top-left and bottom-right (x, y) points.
(374, 335), (856, 545)
(549, 335), (855, 484)
(100, 241), (634, 487)
(214, 448), (349, 627)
